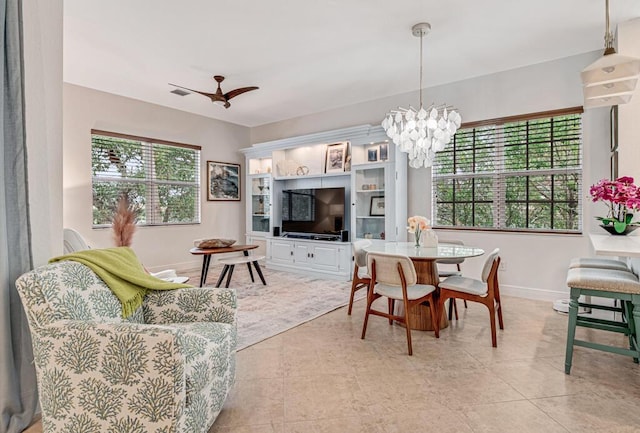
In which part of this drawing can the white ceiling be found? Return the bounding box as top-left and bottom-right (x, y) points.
(64, 0), (640, 127)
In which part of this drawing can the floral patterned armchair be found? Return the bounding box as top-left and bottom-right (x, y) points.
(15, 260), (237, 433)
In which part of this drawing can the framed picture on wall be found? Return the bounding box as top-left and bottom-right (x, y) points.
(379, 142), (389, 161)
(367, 148), (378, 162)
(325, 142), (348, 173)
(207, 161), (241, 201)
(369, 196), (385, 216)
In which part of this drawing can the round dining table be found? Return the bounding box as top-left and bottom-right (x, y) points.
(363, 241), (485, 330)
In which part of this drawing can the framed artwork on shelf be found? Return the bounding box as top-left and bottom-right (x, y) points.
(325, 142), (348, 173)
(369, 196), (385, 216)
(379, 142), (389, 161)
(207, 161), (241, 201)
(367, 147), (378, 162)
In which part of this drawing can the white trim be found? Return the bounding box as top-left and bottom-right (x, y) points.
(240, 124), (389, 155)
(500, 283), (568, 302)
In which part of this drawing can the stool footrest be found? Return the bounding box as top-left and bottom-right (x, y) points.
(578, 302), (623, 313)
(576, 317), (631, 334)
(574, 339), (639, 357)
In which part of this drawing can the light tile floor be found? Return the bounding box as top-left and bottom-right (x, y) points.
(24, 295), (640, 433)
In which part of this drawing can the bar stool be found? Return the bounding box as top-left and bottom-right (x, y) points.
(564, 267), (640, 374)
(567, 257), (631, 311)
(569, 257), (629, 271)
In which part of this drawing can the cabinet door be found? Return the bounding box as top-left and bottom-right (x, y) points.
(352, 164), (387, 241)
(270, 240), (294, 264)
(294, 243), (311, 264)
(310, 245), (340, 271)
(249, 175), (271, 234)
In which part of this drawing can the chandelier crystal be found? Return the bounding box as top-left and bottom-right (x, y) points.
(381, 22), (461, 168)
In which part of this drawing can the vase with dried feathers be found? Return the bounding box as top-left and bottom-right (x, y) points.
(112, 194), (137, 247)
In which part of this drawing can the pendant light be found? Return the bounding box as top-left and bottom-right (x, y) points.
(381, 23), (462, 168)
(581, 0), (640, 108)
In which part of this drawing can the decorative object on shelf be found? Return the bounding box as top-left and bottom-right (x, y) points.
(590, 176), (640, 235)
(379, 142), (389, 161)
(364, 233), (373, 239)
(325, 142), (348, 173)
(381, 22), (462, 169)
(407, 215), (430, 247)
(367, 147), (378, 162)
(362, 184), (369, 190)
(276, 159), (300, 177)
(195, 238), (236, 248)
(207, 160), (241, 201)
(345, 155), (352, 172)
(369, 196), (385, 216)
(581, 0), (640, 108)
(296, 165), (309, 176)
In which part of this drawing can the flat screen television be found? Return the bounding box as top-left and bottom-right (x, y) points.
(281, 187), (345, 235)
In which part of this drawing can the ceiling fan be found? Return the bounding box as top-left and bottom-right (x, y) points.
(169, 75), (259, 108)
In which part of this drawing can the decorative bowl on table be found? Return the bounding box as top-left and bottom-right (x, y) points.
(195, 238), (236, 249)
(599, 224), (639, 236)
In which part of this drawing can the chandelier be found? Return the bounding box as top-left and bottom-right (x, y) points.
(381, 22), (461, 169)
(581, 0), (640, 108)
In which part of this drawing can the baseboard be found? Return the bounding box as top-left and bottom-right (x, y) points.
(499, 284), (568, 303)
(146, 259), (202, 273)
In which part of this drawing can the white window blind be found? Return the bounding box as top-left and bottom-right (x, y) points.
(91, 130), (201, 227)
(432, 107), (583, 233)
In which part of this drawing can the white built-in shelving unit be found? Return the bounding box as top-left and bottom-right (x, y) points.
(239, 125), (407, 280)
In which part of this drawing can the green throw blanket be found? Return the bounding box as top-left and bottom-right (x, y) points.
(49, 247), (191, 318)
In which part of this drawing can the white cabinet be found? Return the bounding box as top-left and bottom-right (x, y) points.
(270, 239), (295, 264)
(241, 124), (407, 279)
(247, 174), (271, 235)
(266, 237), (350, 280)
(351, 159), (406, 243)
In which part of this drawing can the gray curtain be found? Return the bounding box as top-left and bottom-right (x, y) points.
(0, 0), (39, 432)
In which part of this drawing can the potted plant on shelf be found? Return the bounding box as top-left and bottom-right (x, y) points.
(590, 176), (640, 235)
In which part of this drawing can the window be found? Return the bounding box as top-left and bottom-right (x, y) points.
(432, 107), (583, 233)
(91, 130), (201, 227)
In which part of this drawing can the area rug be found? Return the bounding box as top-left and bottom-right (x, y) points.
(184, 265), (363, 350)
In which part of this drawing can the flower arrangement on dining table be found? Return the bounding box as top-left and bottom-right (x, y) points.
(407, 215), (430, 247)
(590, 176), (640, 235)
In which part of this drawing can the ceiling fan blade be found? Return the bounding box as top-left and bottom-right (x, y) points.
(224, 86), (259, 100)
(168, 83), (217, 100)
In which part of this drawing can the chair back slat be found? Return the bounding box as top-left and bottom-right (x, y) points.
(352, 239), (372, 268)
(367, 252), (417, 286)
(481, 248), (501, 283)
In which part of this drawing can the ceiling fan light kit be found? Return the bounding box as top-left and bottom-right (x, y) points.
(381, 22), (461, 169)
(581, 0), (640, 108)
(169, 75), (259, 109)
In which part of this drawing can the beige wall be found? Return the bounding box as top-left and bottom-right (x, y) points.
(251, 52), (613, 300)
(63, 84), (250, 270)
(617, 18), (640, 181)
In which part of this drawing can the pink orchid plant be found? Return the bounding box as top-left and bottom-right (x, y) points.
(590, 176), (640, 233)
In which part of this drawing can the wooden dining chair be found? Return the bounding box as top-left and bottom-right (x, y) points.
(437, 248), (504, 347)
(348, 239), (372, 315)
(361, 251), (439, 355)
(436, 239), (467, 320)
